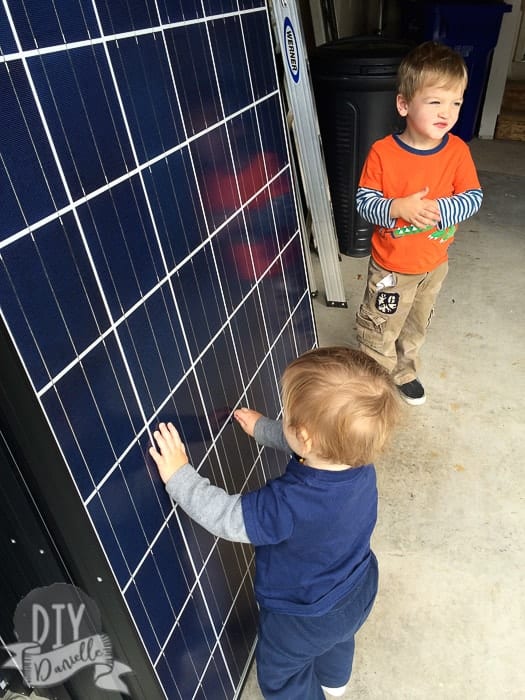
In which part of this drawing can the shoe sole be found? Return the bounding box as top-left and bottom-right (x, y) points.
(399, 392), (426, 406)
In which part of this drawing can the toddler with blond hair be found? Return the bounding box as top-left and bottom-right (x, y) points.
(149, 346), (400, 699)
(356, 41), (483, 405)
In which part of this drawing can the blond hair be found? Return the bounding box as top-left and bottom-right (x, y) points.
(397, 41), (468, 102)
(281, 346), (401, 466)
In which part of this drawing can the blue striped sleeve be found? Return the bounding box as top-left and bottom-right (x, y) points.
(356, 187), (396, 228)
(437, 189), (483, 229)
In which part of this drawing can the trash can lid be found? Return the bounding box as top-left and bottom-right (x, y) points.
(310, 36), (413, 75)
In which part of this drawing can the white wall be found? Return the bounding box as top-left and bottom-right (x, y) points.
(479, 0), (523, 138)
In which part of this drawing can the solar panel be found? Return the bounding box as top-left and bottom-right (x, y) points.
(0, 1), (317, 697)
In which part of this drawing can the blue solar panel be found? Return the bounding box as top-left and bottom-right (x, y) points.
(0, 2), (317, 697)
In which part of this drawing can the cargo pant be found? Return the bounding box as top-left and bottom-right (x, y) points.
(356, 257), (448, 386)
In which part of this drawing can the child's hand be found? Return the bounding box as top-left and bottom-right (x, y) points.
(149, 422), (189, 484)
(391, 187), (440, 228)
(234, 407), (263, 438)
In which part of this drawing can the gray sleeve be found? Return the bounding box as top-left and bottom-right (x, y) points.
(253, 416), (291, 453)
(165, 464), (250, 543)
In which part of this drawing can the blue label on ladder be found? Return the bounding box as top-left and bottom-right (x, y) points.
(284, 17), (300, 84)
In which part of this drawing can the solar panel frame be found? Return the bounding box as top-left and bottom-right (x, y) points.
(0, 2), (317, 697)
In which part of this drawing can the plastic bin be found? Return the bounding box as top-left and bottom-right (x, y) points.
(311, 37), (411, 257)
(401, 1), (512, 141)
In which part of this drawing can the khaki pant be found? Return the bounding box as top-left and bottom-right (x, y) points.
(356, 257), (449, 385)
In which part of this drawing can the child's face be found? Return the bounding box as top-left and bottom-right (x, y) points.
(397, 80), (466, 147)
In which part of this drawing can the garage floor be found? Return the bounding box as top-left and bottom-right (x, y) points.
(241, 137), (525, 699)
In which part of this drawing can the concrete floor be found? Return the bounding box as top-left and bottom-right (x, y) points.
(241, 137), (525, 699)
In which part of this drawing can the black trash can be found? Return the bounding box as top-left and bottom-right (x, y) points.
(311, 37), (411, 257)
(401, 1), (512, 142)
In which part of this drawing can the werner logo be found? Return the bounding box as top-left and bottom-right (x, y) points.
(1, 583), (132, 694)
(284, 17), (300, 83)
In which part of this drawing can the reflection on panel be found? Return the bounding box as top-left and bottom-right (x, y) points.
(0, 1), (317, 697)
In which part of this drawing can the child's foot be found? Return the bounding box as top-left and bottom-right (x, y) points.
(321, 685), (347, 697)
(397, 378), (426, 405)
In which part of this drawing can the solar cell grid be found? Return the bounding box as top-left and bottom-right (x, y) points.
(0, 2), (317, 697)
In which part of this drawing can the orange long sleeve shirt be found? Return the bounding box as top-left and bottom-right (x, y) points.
(357, 133), (482, 274)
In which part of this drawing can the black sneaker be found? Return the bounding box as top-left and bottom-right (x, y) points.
(398, 378), (426, 405)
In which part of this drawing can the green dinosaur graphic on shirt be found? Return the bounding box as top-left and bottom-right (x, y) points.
(428, 225), (456, 242)
(391, 224), (456, 242)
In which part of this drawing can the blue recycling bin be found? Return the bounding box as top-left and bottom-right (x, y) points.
(403, 1), (512, 141)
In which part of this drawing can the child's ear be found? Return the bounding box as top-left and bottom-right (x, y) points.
(396, 93), (408, 117)
(297, 427), (313, 455)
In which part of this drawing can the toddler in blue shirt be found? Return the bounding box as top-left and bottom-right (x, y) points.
(150, 346), (400, 699)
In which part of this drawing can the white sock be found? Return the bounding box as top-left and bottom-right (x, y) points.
(321, 684), (347, 697)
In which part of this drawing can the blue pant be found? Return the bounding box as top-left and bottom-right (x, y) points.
(256, 554), (378, 699)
